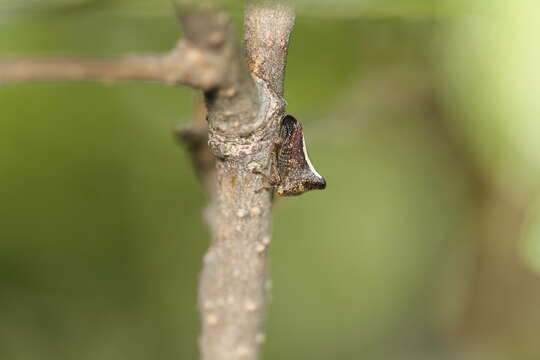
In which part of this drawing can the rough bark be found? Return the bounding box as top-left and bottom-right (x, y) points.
(195, 4), (295, 360)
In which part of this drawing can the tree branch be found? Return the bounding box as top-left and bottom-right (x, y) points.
(245, 3), (296, 96)
(0, 46), (217, 89)
(176, 94), (216, 196)
(0, 9), (240, 90)
(194, 3), (295, 360)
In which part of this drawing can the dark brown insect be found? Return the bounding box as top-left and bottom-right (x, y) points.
(258, 115), (326, 196)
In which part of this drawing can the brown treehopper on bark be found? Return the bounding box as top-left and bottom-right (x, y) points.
(256, 114), (326, 196)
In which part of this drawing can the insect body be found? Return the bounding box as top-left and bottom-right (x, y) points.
(271, 115), (326, 196)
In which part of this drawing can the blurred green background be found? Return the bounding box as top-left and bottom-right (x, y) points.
(2, 1), (540, 359)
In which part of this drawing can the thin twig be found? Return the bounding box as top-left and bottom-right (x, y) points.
(0, 45), (220, 89)
(0, 9), (241, 90)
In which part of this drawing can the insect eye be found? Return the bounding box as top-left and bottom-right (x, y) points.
(280, 115), (298, 138)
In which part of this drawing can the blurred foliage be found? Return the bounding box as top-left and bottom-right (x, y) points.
(1, 1), (540, 360)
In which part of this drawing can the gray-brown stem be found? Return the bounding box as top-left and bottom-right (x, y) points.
(197, 4), (295, 360)
(0, 9), (242, 90)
